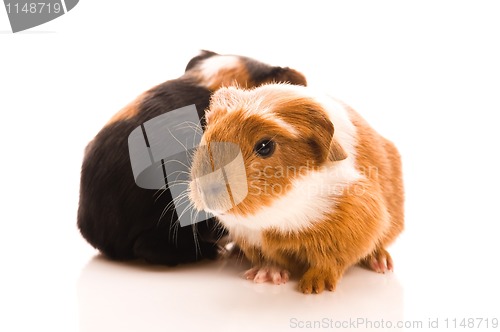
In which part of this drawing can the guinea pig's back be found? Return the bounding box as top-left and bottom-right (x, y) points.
(345, 106), (405, 246)
(77, 79), (218, 263)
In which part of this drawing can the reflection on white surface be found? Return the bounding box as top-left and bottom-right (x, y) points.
(78, 255), (403, 332)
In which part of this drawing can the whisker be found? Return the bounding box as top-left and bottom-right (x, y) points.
(159, 189), (190, 217)
(168, 127), (189, 152)
(161, 178), (190, 188)
(167, 209), (180, 244)
(192, 224), (201, 258)
(174, 121), (203, 134)
(176, 199), (196, 225)
(158, 191), (190, 219)
(160, 158), (191, 169)
(153, 189), (169, 201)
(153, 182), (187, 201)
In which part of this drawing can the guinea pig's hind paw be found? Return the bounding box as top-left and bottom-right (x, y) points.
(244, 266), (290, 285)
(361, 248), (394, 273)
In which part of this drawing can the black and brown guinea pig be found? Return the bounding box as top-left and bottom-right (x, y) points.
(77, 51), (307, 266)
(189, 83), (404, 293)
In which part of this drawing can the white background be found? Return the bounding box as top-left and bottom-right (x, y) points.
(1, 1), (500, 331)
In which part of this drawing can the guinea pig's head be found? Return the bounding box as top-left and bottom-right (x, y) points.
(189, 84), (347, 218)
(185, 50), (307, 91)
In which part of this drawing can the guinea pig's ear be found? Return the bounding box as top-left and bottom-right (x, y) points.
(270, 67), (307, 86)
(304, 104), (347, 162)
(185, 50), (219, 72)
(253, 66), (307, 87)
(328, 137), (348, 161)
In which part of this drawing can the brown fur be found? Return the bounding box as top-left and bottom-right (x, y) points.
(189, 59), (252, 91)
(191, 85), (404, 294)
(346, 106), (405, 247)
(268, 68), (308, 87)
(198, 112), (297, 216)
(206, 65), (251, 91)
(106, 92), (148, 125)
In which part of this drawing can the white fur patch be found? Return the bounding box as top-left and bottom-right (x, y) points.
(262, 113), (300, 136)
(218, 161), (362, 245)
(216, 89), (362, 246)
(223, 222), (263, 247)
(198, 55), (240, 87)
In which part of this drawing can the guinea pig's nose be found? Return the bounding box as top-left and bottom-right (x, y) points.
(205, 183), (227, 197)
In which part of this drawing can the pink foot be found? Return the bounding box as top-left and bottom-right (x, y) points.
(361, 248), (394, 273)
(244, 265), (290, 285)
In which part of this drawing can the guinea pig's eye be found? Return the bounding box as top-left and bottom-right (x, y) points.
(254, 139), (276, 158)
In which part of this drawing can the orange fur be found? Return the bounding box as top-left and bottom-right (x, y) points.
(189, 59), (252, 91)
(258, 109), (404, 293)
(190, 84), (404, 294)
(346, 106), (405, 247)
(106, 92), (147, 126)
(206, 66), (251, 91)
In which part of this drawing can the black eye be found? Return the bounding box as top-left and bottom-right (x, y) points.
(254, 139), (276, 158)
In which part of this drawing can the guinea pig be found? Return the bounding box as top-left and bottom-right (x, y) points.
(77, 51), (307, 266)
(188, 83), (404, 293)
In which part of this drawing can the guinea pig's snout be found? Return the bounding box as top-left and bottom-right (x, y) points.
(190, 171), (233, 214)
(192, 177), (227, 198)
(189, 142), (249, 215)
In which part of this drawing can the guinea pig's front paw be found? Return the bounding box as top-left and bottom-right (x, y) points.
(244, 265), (290, 285)
(360, 247), (394, 273)
(299, 268), (339, 294)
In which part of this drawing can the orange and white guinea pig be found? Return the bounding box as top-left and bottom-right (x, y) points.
(189, 83), (404, 294)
